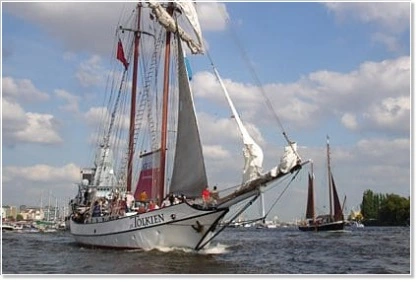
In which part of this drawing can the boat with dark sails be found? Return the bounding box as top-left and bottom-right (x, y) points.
(298, 137), (345, 232)
(69, 1), (308, 251)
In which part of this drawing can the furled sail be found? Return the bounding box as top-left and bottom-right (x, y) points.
(146, 0), (203, 54)
(278, 142), (299, 174)
(173, 1), (203, 47)
(93, 145), (116, 187)
(212, 68), (264, 183)
(169, 39), (208, 197)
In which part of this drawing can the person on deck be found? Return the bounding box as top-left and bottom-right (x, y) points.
(139, 190), (148, 202)
(148, 200), (160, 211)
(119, 199), (127, 216)
(125, 191), (135, 211)
(92, 201), (101, 217)
(169, 193), (175, 206)
(211, 186), (219, 205)
(161, 196), (171, 208)
(202, 187), (211, 208)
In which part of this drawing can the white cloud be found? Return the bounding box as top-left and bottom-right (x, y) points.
(341, 113), (358, 130)
(3, 163), (80, 183)
(2, 76), (49, 103)
(197, 112), (264, 147)
(355, 138), (409, 165)
(2, 98), (28, 133)
(363, 96), (410, 134)
(84, 106), (129, 130)
(323, 2), (410, 52)
(14, 112), (63, 144)
(203, 145), (231, 159)
(324, 2), (410, 32)
(2, 163), (82, 206)
(3, 2), (230, 57)
(4, 2), (134, 55)
(76, 55), (105, 87)
(55, 89), (80, 113)
(193, 56), (410, 136)
(84, 107), (109, 127)
(197, 2), (229, 32)
(371, 32), (401, 52)
(193, 71), (277, 122)
(2, 98), (63, 146)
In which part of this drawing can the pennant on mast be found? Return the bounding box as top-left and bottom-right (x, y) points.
(117, 39), (129, 70)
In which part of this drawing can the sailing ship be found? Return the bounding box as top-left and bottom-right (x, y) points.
(298, 137), (345, 232)
(68, 1), (307, 250)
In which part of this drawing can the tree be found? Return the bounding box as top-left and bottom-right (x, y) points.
(360, 190), (410, 226)
(361, 189), (379, 219)
(16, 214), (24, 221)
(378, 194), (410, 226)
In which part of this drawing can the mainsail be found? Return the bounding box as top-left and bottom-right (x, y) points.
(169, 39), (208, 198)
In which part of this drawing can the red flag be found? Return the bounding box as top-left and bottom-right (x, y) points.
(117, 39), (129, 70)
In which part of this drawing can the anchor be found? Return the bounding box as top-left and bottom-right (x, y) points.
(191, 220), (204, 233)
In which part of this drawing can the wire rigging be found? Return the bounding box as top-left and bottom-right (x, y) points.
(215, 4), (298, 152)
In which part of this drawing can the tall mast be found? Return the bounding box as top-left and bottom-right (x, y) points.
(158, 4), (175, 203)
(310, 161), (315, 220)
(127, 4), (142, 192)
(326, 136), (333, 218)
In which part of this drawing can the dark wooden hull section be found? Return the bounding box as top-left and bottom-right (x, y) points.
(298, 221), (345, 232)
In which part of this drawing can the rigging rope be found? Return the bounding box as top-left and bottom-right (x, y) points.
(262, 168), (303, 220)
(215, 4), (299, 158)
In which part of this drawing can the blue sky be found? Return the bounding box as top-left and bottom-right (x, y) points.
(2, 1), (412, 223)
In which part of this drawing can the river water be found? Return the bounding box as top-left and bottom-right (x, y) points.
(1, 226), (411, 276)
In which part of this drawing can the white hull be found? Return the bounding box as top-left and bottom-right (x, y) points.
(70, 203), (228, 250)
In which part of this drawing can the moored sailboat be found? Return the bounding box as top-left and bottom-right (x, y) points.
(68, 1), (307, 251)
(298, 137), (345, 232)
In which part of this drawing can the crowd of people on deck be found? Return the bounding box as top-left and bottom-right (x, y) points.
(71, 185), (221, 223)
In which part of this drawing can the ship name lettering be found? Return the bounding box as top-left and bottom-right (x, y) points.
(132, 214), (165, 228)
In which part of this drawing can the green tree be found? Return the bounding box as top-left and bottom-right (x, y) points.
(378, 194), (410, 226)
(360, 190), (410, 226)
(361, 189), (379, 219)
(16, 214), (24, 221)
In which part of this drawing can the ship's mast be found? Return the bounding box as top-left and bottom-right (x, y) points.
(326, 136), (333, 218)
(158, 3), (175, 204)
(127, 4), (142, 192)
(311, 161), (315, 221)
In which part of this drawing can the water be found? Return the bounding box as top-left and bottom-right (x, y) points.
(1, 226), (411, 275)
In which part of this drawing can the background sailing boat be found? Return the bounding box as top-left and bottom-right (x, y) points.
(298, 137), (345, 232)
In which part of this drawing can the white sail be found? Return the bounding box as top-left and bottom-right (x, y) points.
(174, 1), (204, 47)
(146, 0), (203, 54)
(278, 142), (299, 174)
(93, 146), (116, 187)
(212, 67), (264, 183)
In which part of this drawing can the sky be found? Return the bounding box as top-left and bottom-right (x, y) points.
(1, 1), (412, 223)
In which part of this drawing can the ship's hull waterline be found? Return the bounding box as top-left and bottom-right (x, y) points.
(70, 202), (229, 250)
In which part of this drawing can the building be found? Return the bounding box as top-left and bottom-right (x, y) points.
(1, 205), (18, 221)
